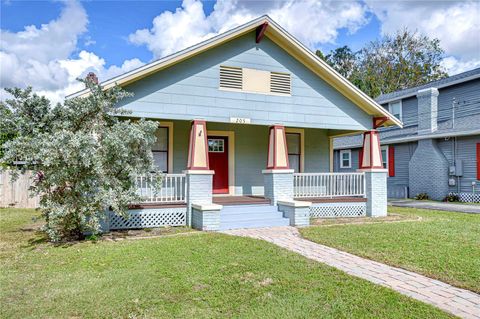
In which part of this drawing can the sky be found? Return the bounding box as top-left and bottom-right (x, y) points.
(1, 0), (479, 103)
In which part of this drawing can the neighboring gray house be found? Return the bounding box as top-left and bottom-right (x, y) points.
(334, 68), (480, 202)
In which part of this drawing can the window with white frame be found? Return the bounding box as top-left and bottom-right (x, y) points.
(340, 150), (351, 168)
(286, 133), (301, 172)
(388, 101), (402, 121)
(152, 127), (169, 173)
(381, 145), (388, 169)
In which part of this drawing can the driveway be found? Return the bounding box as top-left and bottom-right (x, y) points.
(389, 199), (480, 214)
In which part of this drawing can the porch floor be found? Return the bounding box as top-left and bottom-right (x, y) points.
(213, 196), (271, 206)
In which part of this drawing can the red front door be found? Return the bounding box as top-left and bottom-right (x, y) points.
(208, 136), (229, 194)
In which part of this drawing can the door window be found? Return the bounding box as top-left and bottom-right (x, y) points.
(208, 139), (225, 152)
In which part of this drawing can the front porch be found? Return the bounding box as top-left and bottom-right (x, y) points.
(104, 120), (387, 231)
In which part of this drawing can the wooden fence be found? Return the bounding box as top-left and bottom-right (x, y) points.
(0, 170), (40, 208)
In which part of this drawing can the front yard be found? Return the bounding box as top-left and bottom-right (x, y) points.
(0, 208), (451, 318)
(301, 207), (480, 293)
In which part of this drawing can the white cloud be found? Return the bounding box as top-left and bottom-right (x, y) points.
(366, 0), (480, 75)
(129, 0), (369, 58)
(0, 1), (145, 104)
(440, 56), (480, 75)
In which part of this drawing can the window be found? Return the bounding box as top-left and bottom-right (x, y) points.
(152, 127), (169, 172)
(340, 150), (351, 168)
(381, 146), (388, 169)
(208, 139), (225, 152)
(286, 133), (301, 172)
(388, 101), (402, 121)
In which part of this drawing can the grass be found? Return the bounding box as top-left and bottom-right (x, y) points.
(301, 207), (480, 293)
(0, 208), (452, 318)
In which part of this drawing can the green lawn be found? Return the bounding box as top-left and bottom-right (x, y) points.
(301, 207), (480, 293)
(0, 208), (451, 318)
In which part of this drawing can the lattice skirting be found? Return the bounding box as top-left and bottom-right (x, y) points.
(109, 207), (187, 230)
(449, 192), (480, 203)
(310, 202), (366, 218)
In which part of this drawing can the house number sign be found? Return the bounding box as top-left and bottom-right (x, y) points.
(230, 117), (251, 124)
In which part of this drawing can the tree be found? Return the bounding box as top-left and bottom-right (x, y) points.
(316, 46), (358, 79)
(316, 29), (448, 98)
(0, 80), (159, 241)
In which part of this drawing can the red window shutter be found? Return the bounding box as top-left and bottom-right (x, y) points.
(359, 149), (363, 169)
(477, 143), (480, 180)
(388, 146), (395, 177)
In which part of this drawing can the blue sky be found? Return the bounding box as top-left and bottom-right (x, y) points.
(1, 0), (478, 102)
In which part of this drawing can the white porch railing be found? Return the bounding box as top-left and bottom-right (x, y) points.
(136, 173), (187, 203)
(294, 172), (365, 198)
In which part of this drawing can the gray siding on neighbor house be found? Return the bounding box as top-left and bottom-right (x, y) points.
(438, 135), (480, 194)
(381, 96), (418, 127)
(382, 79), (480, 127)
(437, 79), (480, 123)
(387, 143), (416, 198)
(170, 120), (330, 195)
(118, 31), (372, 131)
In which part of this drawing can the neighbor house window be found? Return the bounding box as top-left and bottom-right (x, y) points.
(152, 127), (169, 173)
(340, 150), (351, 168)
(381, 145), (388, 169)
(388, 101), (402, 121)
(286, 133), (301, 172)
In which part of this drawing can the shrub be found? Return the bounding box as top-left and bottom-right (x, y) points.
(444, 194), (460, 202)
(0, 80), (161, 241)
(414, 193), (430, 200)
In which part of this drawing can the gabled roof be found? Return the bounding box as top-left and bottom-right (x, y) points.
(68, 15), (402, 128)
(376, 67), (480, 104)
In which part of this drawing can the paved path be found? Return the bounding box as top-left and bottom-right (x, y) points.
(389, 199), (480, 214)
(223, 226), (480, 319)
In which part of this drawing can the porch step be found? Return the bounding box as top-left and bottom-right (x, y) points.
(221, 204), (279, 214)
(219, 204), (290, 231)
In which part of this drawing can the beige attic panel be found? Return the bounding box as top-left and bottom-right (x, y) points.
(243, 68), (271, 93)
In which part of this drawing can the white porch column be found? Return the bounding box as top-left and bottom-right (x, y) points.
(358, 130), (387, 217)
(185, 119), (215, 227)
(263, 125), (294, 205)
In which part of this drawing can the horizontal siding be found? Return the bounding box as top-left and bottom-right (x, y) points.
(333, 148), (360, 172)
(171, 120), (330, 196)
(387, 143), (415, 187)
(304, 128), (330, 173)
(438, 135), (480, 193)
(119, 31), (372, 130)
(437, 79), (480, 123)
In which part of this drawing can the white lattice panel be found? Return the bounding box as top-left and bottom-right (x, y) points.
(109, 207), (186, 229)
(310, 202), (366, 218)
(450, 192), (480, 203)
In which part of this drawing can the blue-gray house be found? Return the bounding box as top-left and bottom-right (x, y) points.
(70, 16), (401, 231)
(334, 68), (480, 202)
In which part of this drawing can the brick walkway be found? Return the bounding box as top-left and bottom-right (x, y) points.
(223, 226), (480, 319)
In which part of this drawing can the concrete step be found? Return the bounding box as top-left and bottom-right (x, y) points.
(220, 204), (278, 214)
(221, 211), (284, 222)
(219, 217), (290, 231)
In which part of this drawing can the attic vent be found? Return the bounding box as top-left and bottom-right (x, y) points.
(220, 65), (243, 90)
(270, 72), (291, 95)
